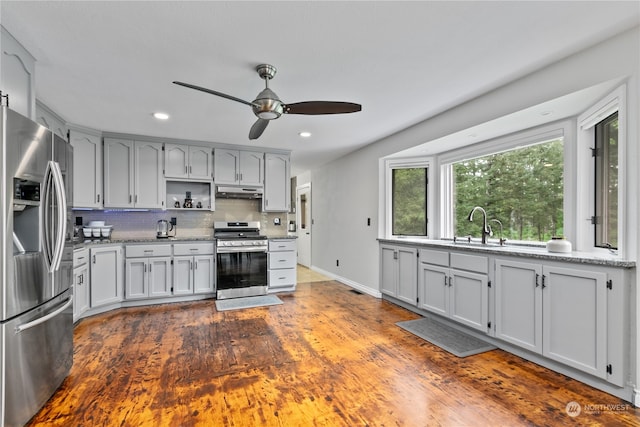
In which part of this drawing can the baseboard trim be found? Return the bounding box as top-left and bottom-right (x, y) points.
(310, 265), (382, 298)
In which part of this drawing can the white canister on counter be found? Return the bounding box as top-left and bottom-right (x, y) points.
(546, 236), (572, 253)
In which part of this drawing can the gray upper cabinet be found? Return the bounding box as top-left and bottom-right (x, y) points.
(36, 101), (67, 139)
(263, 153), (290, 212)
(103, 138), (163, 209)
(69, 126), (102, 208)
(165, 144), (212, 181)
(214, 148), (264, 186)
(1, 26), (36, 119)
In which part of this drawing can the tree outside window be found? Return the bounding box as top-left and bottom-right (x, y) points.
(453, 139), (564, 242)
(392, 167), (427, 236)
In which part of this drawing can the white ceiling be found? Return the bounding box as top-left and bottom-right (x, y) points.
(2, 1), (639, 175)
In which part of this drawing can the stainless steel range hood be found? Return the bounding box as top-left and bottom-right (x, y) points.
(216, 185), (263, 199)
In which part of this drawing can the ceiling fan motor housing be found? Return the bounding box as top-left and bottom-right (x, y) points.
(252, 87), (284, 120)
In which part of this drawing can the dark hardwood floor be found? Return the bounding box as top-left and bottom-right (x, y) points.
(28, 280), (639, 426)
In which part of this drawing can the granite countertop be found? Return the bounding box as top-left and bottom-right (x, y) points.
(73, 236), (214, 249)
(74, 234), (297, 249)
(378, 238), (636, 268)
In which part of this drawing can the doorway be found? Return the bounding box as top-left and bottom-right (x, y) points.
(296, 183), (311, 267)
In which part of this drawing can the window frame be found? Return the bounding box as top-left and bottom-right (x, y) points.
(383, 157), (433, 239)
(576, 85), (627, 256)
(439, 120), (573, 246)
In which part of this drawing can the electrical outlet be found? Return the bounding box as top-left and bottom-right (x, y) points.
(170, 217), (177, 225)
(336, 259), (339, 267)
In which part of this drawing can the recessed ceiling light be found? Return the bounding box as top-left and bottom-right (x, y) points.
(153, 112), (170, 120)
(299, 131), (312, 138)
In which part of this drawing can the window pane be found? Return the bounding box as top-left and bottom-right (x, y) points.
(392, 168), (427, 236)
(453, 139), (564, 242)
(594, 112), (618, 249)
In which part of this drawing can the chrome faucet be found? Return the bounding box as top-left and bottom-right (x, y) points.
(490, 219), (507, 246)
(467, 206), (491, 244)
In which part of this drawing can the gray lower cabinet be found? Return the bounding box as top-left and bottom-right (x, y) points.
(380, 244), (417, 304)
(268, 239), (297, 293)
(125, 244), (172, 299)
(90, 245), (123, 307)
(172, 243), (215, 295)
(495, 258), (624, 386)
(73, 247), (90, 322)
(418, 249), (489, 332)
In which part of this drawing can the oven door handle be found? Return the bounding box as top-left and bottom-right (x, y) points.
(216, 247), (268, 254)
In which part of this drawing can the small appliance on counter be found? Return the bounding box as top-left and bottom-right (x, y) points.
(157, 219), (174, 238)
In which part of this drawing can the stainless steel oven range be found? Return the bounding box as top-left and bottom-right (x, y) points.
(214, 221), (268, 299)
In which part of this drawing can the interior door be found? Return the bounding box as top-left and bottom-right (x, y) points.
(296, 183), (311, 267)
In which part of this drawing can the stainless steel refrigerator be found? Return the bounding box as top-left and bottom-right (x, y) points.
(0, 106), (74, 426)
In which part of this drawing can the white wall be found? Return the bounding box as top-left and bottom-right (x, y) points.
(309, 26), (639, 293)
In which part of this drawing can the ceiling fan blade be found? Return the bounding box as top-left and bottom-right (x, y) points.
(284, 101), (362, 115)
(249, 118), (269, 140)
(173, 81), (255, 107)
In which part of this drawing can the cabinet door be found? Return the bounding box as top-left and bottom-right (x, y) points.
(380, 245), (397, 297)
(125, 258), (147, 300)
(164, 144), (189, 178)
(173, 256), (193, 295)
(396, 247), (417, 304)
(73, 266), (89, 322)
(542, 266), (607, 378)
(70, 130), (102, 208)
(450, 269), (488, 332)
(103, 139), (134, 207)
(1, 27), (36, 118)
(214, 149), (239, 185)
(239, 151), (263, 185)
(149, 257), (172, 297)
(418, 264), (450, 316)
(193, 255), (215, 294)
(135, 141), (164, 208)
(91, 246), (123, 306)
(495, 259), (542, 353)
(263, 153), (290, 212)
(189, 146), (213, 180)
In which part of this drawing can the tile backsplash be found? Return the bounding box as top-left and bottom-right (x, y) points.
(73, 199), (290, 239)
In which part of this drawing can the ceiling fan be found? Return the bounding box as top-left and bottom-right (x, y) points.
(173, 64), (361, 140)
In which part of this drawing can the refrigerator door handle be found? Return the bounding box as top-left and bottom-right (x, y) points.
(50, 161), (67, 271)
(42, 161), (55, 271)
(42, 161), (67, 272)
(14, 297), (73, 333)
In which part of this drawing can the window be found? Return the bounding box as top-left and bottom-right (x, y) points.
(577, 85), (625, 254)
(384, 158), (430, 237)
(594, 112), (618, 249)
(451, 139), (564, 242)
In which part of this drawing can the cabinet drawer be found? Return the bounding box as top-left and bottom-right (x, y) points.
(269, 251), (296, 269)
(73, 247), (89, 267)
(419, 248), (449, 267)
(268, 269), (296, 287)
(450, 252), (488, 274)
(173, 242), (214, 256)
(126, 244), (172, 258)
(268, 239), (296, 252)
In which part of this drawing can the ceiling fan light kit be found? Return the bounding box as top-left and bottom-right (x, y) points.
(173, 63), (361, 140)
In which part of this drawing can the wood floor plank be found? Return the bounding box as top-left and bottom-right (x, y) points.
(27, 280), (639, 426)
